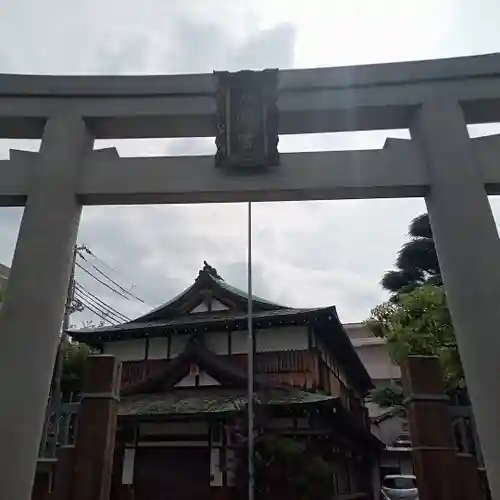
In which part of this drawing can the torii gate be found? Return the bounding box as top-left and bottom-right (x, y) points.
(1, 54), (500, 500)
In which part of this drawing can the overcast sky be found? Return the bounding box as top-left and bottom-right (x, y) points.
(2, 0), (500, 324)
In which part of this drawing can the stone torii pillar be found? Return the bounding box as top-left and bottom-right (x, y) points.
(411, 100), (500, 498)
(0, 115), (93, 500)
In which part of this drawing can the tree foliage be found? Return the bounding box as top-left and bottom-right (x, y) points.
(381, 214), (442, 297)
(59, 321), (101, 395)
(236, 436), (333, 500)
(371, 385), (405, 408)
(366, 285), (463, 389)
(61, 340), (93, 385)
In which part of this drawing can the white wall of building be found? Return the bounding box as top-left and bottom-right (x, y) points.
(205, 331), (229, 355)
(255, 326), (309, 352)
(175, 370), (220, 387)
(344, 323), (401, 383)
(232, 326), (309, 354)
(101, 325), (309, 361)
(231, 330), (247, 354)
(211, 299), (228, 311)
(356, 343), (401, 382)
(102, 339), (146, 361)
(170, 335), (188, 357)
(0, 263), (9, 291)
(191, 302), (208, 313)
(189, 299), (228, 314)
(148, 337), (170, 359)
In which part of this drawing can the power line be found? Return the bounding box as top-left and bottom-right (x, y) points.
(74, 289), (117, 321)
(77, 248), (145, 303)
(79, 245), (122, 276)
(75, 261), (131, 300)
(75, 282), (130, 322)
(73, 292), (120, 325)
(74, 291), (120, 326)
(79, 253), (145, 303)
(74, 286), (123, 321)
(80, 245), (161, 305)
(74, 284), (129, 324)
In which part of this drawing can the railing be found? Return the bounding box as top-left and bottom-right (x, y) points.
(449, 404), (484, 466)
(38, 402), (80, 459)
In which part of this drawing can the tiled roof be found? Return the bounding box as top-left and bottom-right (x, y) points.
(212, 275), (281, 308)
(131, 262), (284, 324)
(119, 388), (337, 417)
(70, 307), (329, 337)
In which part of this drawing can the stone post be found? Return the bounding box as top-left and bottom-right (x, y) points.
(400, 356), (456, 500)
(0, 115), (93, 500)
(70, 355), (121, 500)
(411, 100), (500, 499)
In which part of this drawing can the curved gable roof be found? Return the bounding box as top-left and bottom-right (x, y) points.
(134, 261), (283, 322)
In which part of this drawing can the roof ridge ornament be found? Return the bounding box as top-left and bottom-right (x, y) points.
(199, 261), (223, 280)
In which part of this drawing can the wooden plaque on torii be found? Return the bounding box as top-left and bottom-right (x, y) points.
(214, 69), (279, 169)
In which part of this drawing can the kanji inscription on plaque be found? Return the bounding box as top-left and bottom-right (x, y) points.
(214, 69), (279, 168)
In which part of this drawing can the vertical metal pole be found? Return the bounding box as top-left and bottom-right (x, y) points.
(247, 201), (255, 500)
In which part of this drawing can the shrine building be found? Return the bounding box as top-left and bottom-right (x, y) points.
(65, 262), (381, 500)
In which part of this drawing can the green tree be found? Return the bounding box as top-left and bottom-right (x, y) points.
(236, 436), (333, 500)
(366, 285), (463, 389)
(370, 385), (405, 408)
(61, 340), (93, 388)
(381, 214), (442, 297)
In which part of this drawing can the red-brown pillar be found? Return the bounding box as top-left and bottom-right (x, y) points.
(455, 453), (483, 500)
(71, 355), (121, 500)
(400, 355), (456, 500)
(110, 435), (135, 500)
(48, 446), (74, 500)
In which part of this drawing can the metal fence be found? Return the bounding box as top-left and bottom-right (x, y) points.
(38, 402), (80, 458)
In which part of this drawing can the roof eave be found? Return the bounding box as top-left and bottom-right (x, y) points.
(315, 309), (374, 395)
(68, 307), (334, 343)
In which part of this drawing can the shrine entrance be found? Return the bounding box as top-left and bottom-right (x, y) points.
(1, 54), (500, 499)
(133, 447), (210, 500)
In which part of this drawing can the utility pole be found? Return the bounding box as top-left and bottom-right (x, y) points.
(44, 245), (78, 456)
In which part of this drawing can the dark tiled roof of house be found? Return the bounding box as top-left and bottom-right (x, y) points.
(71, 307), (329, 338)
(119, 388), (337, 417)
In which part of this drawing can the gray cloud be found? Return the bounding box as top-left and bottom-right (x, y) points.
(2, 1), (500, 327)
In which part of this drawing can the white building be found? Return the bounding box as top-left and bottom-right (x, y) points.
(344, 322), (413, 476)
(0, 263), (9, 292)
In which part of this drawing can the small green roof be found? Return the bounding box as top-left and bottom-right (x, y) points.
(119, 389), (337, 417)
